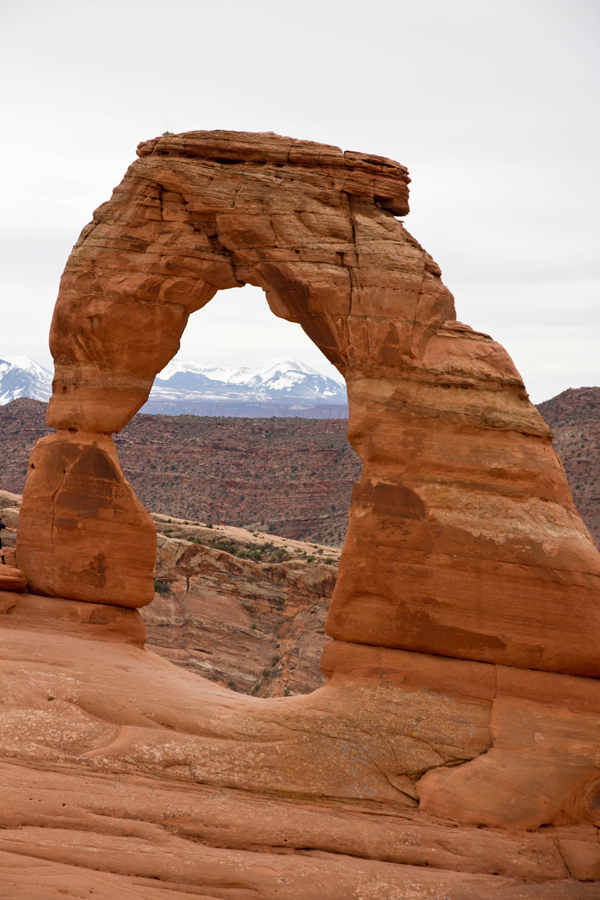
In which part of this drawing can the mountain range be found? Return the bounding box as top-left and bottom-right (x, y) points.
(0, 356), (348, 418)
(0, 357), (52, 405)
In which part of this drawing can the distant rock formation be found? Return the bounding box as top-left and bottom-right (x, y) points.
(0, 355), (349, 417)
(142, 357), (349, 417)
(3, 132), (600, 896)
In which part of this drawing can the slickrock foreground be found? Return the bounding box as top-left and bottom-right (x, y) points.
(2, 131), (600, 897)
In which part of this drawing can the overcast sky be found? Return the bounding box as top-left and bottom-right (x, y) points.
(1, 0), (598, 402)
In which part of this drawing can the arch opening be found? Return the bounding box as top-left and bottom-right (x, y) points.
(110, 281), (360, 698)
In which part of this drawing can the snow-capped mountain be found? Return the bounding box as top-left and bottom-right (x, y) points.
(145, 358), (348, 417)
(0, 356), (348, 418)
(153, 358), (345, 398)
(0, 357), (52, 404)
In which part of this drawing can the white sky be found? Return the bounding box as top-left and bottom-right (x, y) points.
(1, 0), (598, 402)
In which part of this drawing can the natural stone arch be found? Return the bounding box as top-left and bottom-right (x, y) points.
(17, 130), (600, 677)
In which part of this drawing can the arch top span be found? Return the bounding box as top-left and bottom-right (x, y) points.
(136, 129), (411, 216)
(46, 129), (453, 435)
(17, 130), (600, 679)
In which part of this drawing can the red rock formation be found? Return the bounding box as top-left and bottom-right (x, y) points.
(16, 130), (600, 675)
(4, 132), (600, 895)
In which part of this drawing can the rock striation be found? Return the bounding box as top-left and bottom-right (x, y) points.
(4, 131), (600, 896)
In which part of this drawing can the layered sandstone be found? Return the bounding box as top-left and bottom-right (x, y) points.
(4, 131), (600, 896)
(1, 494), (335, 696)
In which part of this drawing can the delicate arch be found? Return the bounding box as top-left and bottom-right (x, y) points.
(17, 131), (600, 677)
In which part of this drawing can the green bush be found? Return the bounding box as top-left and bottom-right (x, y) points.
(153, 579), (170, 596)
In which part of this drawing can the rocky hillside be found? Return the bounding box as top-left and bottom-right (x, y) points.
(537, 386), (600, 547)
(1, 388), (599, 548)
(0, 399), (360, 545)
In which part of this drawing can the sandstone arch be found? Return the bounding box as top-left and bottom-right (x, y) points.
(17, 130), (600, 677)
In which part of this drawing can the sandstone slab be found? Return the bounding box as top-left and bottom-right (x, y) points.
(0, 567), (26, 592)
(1, 615), (599, 897)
